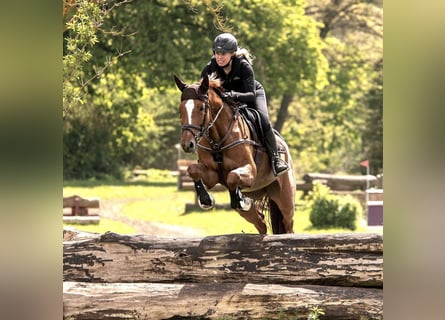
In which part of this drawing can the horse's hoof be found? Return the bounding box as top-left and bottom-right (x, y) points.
(198, 194), (215, 210)
(239, 197), (253, 211)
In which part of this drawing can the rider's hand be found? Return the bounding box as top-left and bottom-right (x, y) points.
(221, 91), (239, 101)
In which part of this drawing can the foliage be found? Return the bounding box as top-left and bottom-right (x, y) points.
(307, 182), (362, 230)
(362, 58), (383, 174)
(64, 66), (153, 179)
(213, 0), (328, 98)
(138, 86), (183, 170)
(93, 0), (218, 87)
(284, 36), (375, 175)
(63, 0), (131, 118)
(305, 0), (383, 41)
(291, 0), (383, 175)
(307, 305), (325, 320)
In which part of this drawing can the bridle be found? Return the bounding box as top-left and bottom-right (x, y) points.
(179, 85), (210, 143)
(180, 100), (209, 143)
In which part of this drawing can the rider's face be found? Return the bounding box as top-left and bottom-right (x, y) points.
(214, 51), (233, 67)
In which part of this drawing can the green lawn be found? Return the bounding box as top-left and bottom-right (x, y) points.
(63, 170), (373, 236)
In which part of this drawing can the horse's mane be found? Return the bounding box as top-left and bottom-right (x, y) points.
(207, 72), (225, 94)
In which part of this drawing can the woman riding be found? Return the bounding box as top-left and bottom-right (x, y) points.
(201, 32), (290, 176)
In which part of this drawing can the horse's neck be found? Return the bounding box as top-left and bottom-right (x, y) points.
(210, 104), (245, 141)
(207, 87), (245, 141)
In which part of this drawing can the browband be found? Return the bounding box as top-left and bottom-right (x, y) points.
(181, 85), (207, 102)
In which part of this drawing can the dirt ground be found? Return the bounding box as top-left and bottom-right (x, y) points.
(99, 198), (205, 237)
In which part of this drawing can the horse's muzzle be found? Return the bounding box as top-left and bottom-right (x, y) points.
(181, 140), (196, 153)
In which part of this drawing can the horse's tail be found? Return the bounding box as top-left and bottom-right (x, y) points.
(269, 200), (286, 234)
(257, 196), (286, 234)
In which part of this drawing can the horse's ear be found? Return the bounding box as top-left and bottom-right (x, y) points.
(174, 75), (187, 92)
(199, 74), (209, 94)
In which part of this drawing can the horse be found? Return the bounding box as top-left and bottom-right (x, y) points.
(174, 74), (296, 234)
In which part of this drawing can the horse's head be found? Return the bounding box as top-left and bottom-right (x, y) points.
(174, 75), (210, 153)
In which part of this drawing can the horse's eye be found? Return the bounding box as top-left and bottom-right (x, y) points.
(199, 106), (205, 112)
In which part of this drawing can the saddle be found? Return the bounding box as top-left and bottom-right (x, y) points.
(238, 105), (263, 142)
(237, 105), (286, 154)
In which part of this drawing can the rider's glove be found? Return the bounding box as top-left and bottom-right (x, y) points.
(221, 91), (239, 101)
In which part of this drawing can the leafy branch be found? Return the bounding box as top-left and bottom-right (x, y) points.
(63, 0), (132, 118)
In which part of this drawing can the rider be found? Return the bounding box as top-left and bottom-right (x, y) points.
(200, 32), (290, 177)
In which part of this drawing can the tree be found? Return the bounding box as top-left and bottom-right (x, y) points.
(63, 0), (132, 118)
(303, 0), (383, 174)
(305, 0), (383, 40)
(363, 58), (383, 174)
(283, 37), (375, 175)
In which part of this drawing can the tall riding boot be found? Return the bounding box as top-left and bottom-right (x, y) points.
(264, 127), (290, 177)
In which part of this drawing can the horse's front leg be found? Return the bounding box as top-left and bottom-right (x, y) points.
(227, 164), (256, 211)
(187, 163), (218, 210)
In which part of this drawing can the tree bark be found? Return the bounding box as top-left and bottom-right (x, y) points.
(274, 93), (293, 132)
(63, 281), (383, 320)
(64, 232), (383, 288)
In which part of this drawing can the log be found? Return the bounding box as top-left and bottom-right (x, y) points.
(303, 173), (377, 191)
(63, 232), (383, 287)
(63, 282), (383, 320)
(63, 215), (100, 225)
(63, 195), (100, 208)
(63, 195), (100, 217)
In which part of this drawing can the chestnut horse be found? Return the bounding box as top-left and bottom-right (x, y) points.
(174, 74), (295, 234)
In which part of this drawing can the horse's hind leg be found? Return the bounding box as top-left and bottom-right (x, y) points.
(268, 177), (296, 234)
(236, 206), (267, 234)
(270, 196), (294, 234)
(269, 200), (294, 234)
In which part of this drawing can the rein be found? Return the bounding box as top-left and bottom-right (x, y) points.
(197, 104), (259, 153)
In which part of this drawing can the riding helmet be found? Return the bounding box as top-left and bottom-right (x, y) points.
(212, 33), (238, 53)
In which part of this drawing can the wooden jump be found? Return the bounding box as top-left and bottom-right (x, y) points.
(63, 230), (383, 319)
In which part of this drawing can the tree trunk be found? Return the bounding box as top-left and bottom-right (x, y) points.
(274, 93), (293, 132)
(64, 232), (383, 288)
(303, 173), (378, 191)
(63, 281), (383, 320)
(63, 230), (383, 319)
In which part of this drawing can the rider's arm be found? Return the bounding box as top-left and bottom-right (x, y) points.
(230, 60), (255, 103)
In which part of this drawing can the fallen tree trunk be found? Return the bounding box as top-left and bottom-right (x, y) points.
(303, 173), (377, 191)
(63, 281), (383, 320)
(63, 231), (383, 287)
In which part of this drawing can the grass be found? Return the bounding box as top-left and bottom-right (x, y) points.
(124, 199), (259, 235)
(75, 218), (137, 234)
(63, 169), (375, 236)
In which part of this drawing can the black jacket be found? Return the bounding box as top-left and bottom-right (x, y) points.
(201, 56), (262, 107)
